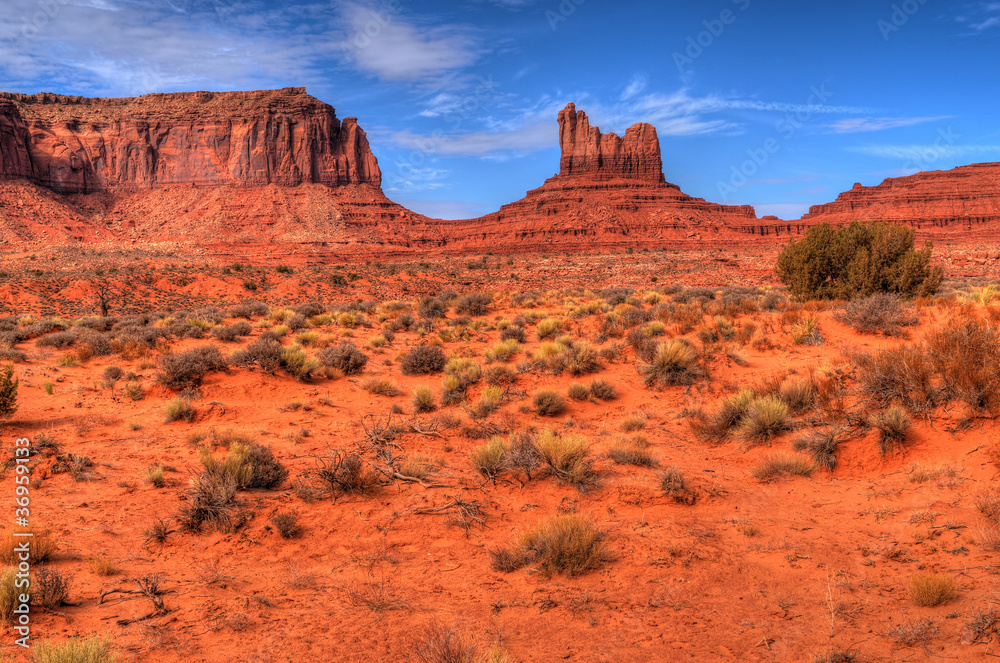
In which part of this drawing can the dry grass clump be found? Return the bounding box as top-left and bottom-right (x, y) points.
(314, 450), (381, 498)
(567, 382), (589, 401)
(738, 395), (790, 447)
(751, 451), (815, 482)
(490, 515), (611, 577)
(362, 376), (400, 397)
(640, 339), (705, 389)
(790, 315), (824, 345)
(178, 472), (242, 532)
(659, 466), (697, 504)
(164, 396), (196, 423)
(454, 293), (492, 316)
(871, 406), (911, 455)
(813, 651), (858, 663)
(619, 412), (647, 432)
(607, 437), (656, 468)
(0, 567), (20, 622)
(835, 293), (918, 336)
(0, 529), (58, 564)
(535, 317), (562, 340)
(415, 623), (510, 663)
(926, 318), (1000, 414)
(270, 512), (302, 539)
(907, 573), (955, 606)
(89, 556), (119, 577)
(199, 440), (288, 489)
(471, 438), (507, 481)
(412, 386), (437, 413)
(793, 428), (842, 471)
(778, 376), (816, 414)
(31, 636), (117, 663)
(588, 379), (617, 400)
(536, 430), (594, 489)
(533, 388), (566, 416)
(851, 344), (935, 412)
(34, 566), (70, 610)
(689, 389), (754, 443)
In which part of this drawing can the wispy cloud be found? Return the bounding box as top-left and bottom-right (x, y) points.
(335, 2), (479, 82)
(621, 75), (647, 101)
(390, 123), (555, 158)
(846, 144), (1000, 159)
(956, 1), (1000, 31)
(828, 116), (952, 133)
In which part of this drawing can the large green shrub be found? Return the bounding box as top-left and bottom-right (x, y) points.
(775, 222), (942, 300)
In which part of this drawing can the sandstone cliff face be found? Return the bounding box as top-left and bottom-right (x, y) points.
(558, 103), (665, 182)
(798, 164), (1000, 237)
(0, 88), (381, 194)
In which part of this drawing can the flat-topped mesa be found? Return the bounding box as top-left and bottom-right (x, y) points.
(0, 88), (381, 194)
(797, 163), (1000, 237)
(557, 103), (665, 183)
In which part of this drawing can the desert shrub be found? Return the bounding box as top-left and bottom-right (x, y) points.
(793, 428), (842, 471)
(0, 529), (57, 564)
(124, 381), (144, 401)
(481, 367), (515, 390)
(835, 293), (918, 336)
(471, 438), (507, 481)
(660, 466), (697, 504)
(36, 331), (76, 349)
(145, 465), (165, 488)
(790, 316), (824, 345)
(401, 345), (447, 375)
(564, 342), (601, 375)
(690, 389), (754, 443)
(229, 332), (283, 374)
(33, 567), (69, 610)
(871, 406), (911, 454)
(418, 296), (449, 319)
(164, 397), (196, 423)
(533, 389), (566, 416)
(588, 379), (616, 400)
(412, 386), (437, 413)
(851, 344), (936, 412)
(813, 651), (858, 663)
(316, 342), (368, 375)
(607, 437), (656, 467)
(158, 346), (226, 389)
(472, 386), (504, 418)
(536, 430), (593, 488)
(101, 366), (123, 386)
(77, 331), (112, 357)
(0, 364), (17, 420)
(210, 321), (253, 342)
(775, 221), (942, 300)
(926, 318), (1000, 414)
(31, 636), (117, 663)
(567, 383), (589, 401)
(500, 326), (526, 343)
(279, 344), (318, 381)
(200, 441), (288, 489)
(271, 512), (302, 539)
(485, 339), (521, 363)
(226, 300), (269, 319)
(752, 451), (815, 482)
(454, 293), (492, 316)
(640, 340), (705, 389)
(778, 376), (816, 413)
(444, 358), (482, 390)
(491, 515), (610, 577)
(907, 573), (955, 606)
(315, 451), (380, 497)
(535, 318), (562, 340)
(179, 472), (240, 532)
(739, 396), (790, 447)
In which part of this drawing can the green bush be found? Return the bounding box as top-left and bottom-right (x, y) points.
(775, 222), (942, 300)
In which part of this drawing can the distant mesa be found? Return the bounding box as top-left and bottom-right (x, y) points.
(0, 87), (998, 254)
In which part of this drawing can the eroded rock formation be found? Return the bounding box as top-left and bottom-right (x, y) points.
(0, 88), (381, 193)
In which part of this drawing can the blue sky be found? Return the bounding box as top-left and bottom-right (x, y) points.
(2, 0), (999, 219)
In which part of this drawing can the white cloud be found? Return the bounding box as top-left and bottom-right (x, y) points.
(621, 75), (646, 101)
(846, 144), (1000, 159)
(336, 2), (479, 82)
(828, 116), (952, 133)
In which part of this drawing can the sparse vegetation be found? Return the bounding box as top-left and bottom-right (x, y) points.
(907, 573), (955, 606)
(490, 514), (611, 577)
